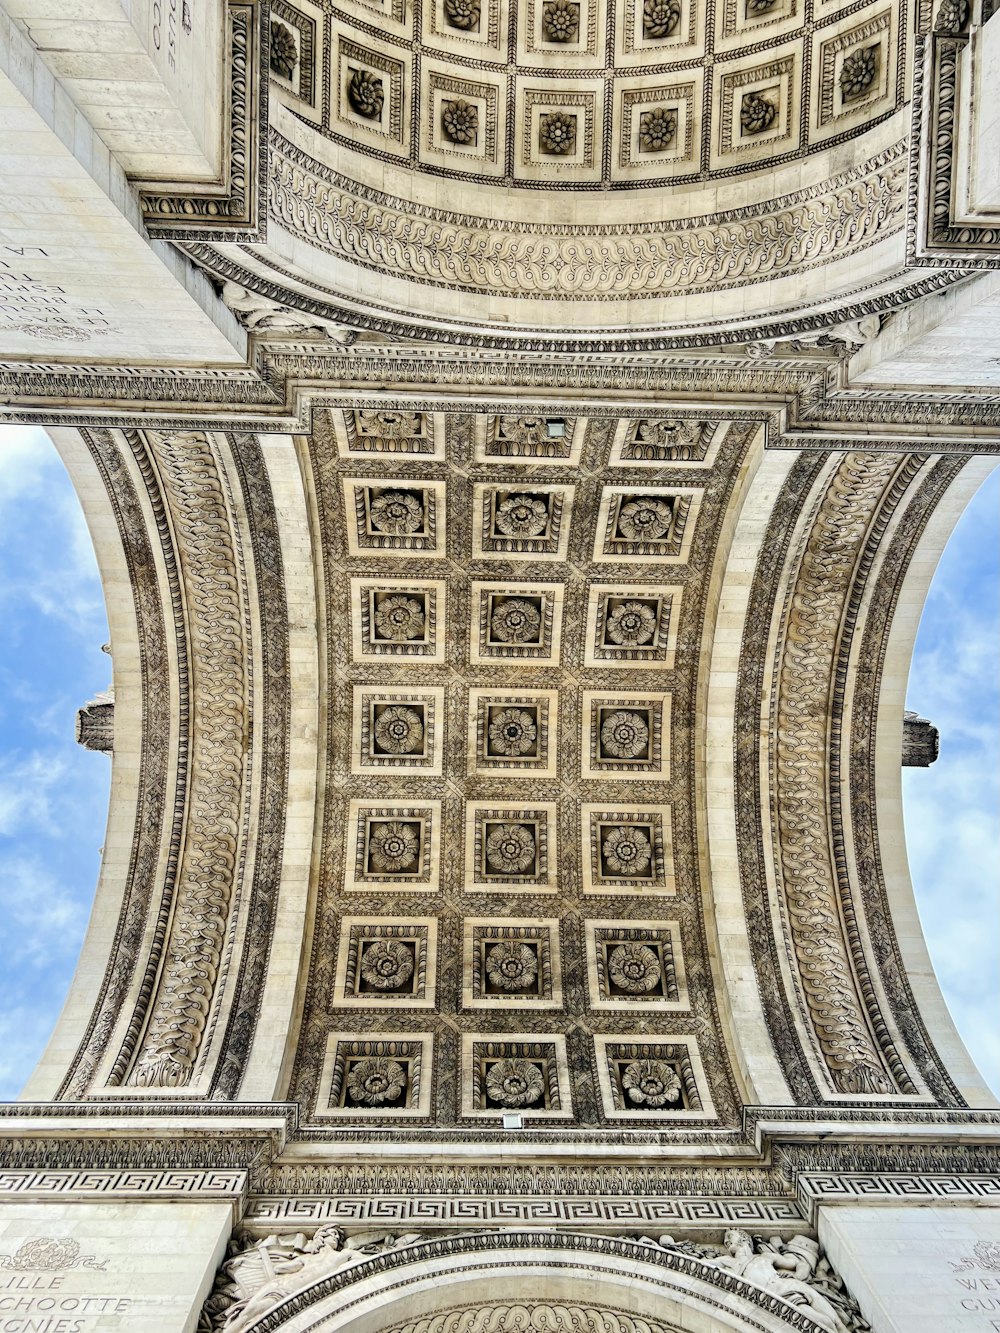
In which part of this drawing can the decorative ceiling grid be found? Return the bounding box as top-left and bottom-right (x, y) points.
(267, 0), (904, 188)
(289, 408), (758, 1136)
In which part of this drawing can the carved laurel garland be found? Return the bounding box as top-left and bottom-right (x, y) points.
(386, 1306), (676, 1333)
(114, 431), (251, 1088)
(771, 453), (912, 1097)
(268, 138), (905, 300)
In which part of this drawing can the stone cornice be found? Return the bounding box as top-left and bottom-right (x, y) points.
(0, 343), (999, 445)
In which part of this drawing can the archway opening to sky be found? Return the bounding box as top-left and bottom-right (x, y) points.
(0, 426), (111, 1099)
(902, 466), (1000, 1098)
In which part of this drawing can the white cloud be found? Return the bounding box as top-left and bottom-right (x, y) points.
(0, 427), (107, 644)
(0, 1005), (59, 1099)
(0, 851), (89, 968)
(0, 427), (53, 511)
(0, 751), (69, 838)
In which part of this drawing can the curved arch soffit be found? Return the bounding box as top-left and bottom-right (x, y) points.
(240, 1232), (842, 1333)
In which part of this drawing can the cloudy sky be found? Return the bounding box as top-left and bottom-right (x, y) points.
(0, 429), (996, 1100)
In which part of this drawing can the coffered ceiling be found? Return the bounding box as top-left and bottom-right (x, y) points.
(289, 407), (761, 1135)
(267, 0), (903, 192)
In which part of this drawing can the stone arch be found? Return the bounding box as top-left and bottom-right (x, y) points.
(229, 1232), (848, 1333)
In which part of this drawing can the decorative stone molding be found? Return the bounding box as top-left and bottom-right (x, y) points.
(906, 30), (1000, 265)
(196, 1228), (873, 1333)
(221, 283), (356, 339)
(118, 431), (250, 1089)
(769, 453), (913, 1097)
(267, 136), (905, 301)
(56, 430), (289, 1099)
(140, 0), (269, 239)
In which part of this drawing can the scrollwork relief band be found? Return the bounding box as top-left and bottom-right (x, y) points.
(116, 431), (251, 1089)
(268, 137), (905, 301)
(771, 453), (913, 1097)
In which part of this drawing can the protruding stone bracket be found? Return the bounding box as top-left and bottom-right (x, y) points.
(902, 711), (940, 766)
(76, 689), (115, 754)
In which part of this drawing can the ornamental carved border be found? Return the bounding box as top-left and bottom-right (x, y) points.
(841, 454), (968, 1104)
(57, 431), (289, 1097)
(267, 134), (905, 301)
(56, 430), (175, 1097)
(209, 1229), (864, 1333)
(906, 32), (1000, 266)
(8, 323), (1000, 438)
(738, 451), (971, 1104)
(141, 0), (270, 240)
(770, 453), (909, 1097)
(113, 431), (251, 1089)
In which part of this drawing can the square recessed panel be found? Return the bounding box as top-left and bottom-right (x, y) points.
(330, 409), (447, 459)
(617, 0), (699, 58)
(353, 686), (446, 774)
(584, 584), (681, 670)
(521, 0), (602, 58)
(585, 920), (687, 1010)
(581, 803), (675, 893)
(475, 414), (586, 465)
(608, 418), (726, 467)
(811, 7), (895, 139)
(461, 1035), (572, 1118)
(342, 477), (446, 558)
(462, 918), (562, 1009)
(712, 49), (800, 167)
(593, 487), (701, 563)
(345, 801), (441, 892)
(333, 917), (438, 1008)
(517, 82), (602, 180)
(594, 1036), (714, 1121)
(424, 63), (505, 173)
(270, 0), (321, 114)
(716, 0), (798, 47)
(464, 801), (558, 892)
(468, 688), (559, 776)
(336, 37), (410, 150)
(581, 693), (671, 780)
(316, 1032), (433, 1118)
(350, 577), (447, 662)
(472, 483), (574, 560)
(615, 78), (700, 176)
(470, 582), (564, 664)
(425, 0), (504, 51)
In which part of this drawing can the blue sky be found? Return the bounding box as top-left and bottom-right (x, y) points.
(0, 427), (111, 1097)
(0, 429), (996, 1101)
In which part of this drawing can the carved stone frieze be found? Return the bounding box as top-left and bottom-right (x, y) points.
(770, 454), (906, 1096)
(267, 137), (905, 301)
(117, 431), (250, 1088)
(196, 1227), (873, 1333)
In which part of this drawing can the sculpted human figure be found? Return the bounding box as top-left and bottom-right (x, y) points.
(713, 1230), (850, 1333)
(201, 1228), (420, 1332)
